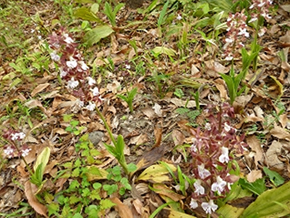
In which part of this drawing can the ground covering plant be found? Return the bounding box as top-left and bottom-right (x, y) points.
(1, 0), (290, 217)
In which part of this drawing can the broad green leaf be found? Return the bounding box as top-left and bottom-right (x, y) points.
(100, 199), (115, 210)
(263, 167), (285, 187)
(158, 0), (170, 27)
(241, 181), (290, 217)
(238, 178), (266, 196)
(91, 3), (99, 14)
(152, 46), (176, 57)
(74, 7), (101, 22)
(84, 26), (114, 46)
(33, 147), (50, 176)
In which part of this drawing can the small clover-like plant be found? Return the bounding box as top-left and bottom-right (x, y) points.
(189, 103), (247, 215)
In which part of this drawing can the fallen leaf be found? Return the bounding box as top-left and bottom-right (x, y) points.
(246, 135), (264, 168)
(265, 140), (284, 171)
(24, 181), (48, 217)
(270, 124), (290, 141)
(31, 83), (50, 97)
(246, 170), (263, 183)
(171, 129), (185, 146)
(110, 197), (133, 218)
(153, 183), (185, 201)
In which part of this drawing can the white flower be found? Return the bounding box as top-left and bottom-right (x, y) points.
(64, 34), (74, 44)
(50, 51), (60, 62)
(201, 200), (218, 214)
(225, 37), (234, 44)
(125, 64), (131, 70)
(198, 164), (211, 179)
(205, 123), (211, 131)
(190, 199), (198, 209)
(224, 122), (231, 132)
(80, 61), (89, 71)
(194, 179), (205, 195)
(176, 14), (182, 20)
(11, 133), (19, 141)
(60, 69), (67, 78)
(191, 139), (197, 152)
(249, 17), (258, 23)
(66, 58), (78, 69)
(37, 35), (42, 40)
(258, 2), (265, 7)
(225, 55), (233, 61)
(21, 148), (31, 157)
(4, 146), (14, 156)
(258, 28), (267, 37)
(67, 77), (79, 89)
(85, 102), (96, 111)
(211, 176), (227, 194)
(87, 77), (96, 86)
(18, 132), (26, 139)
(238, 28), (249, 38)
(92, 87), (99, 96)
(219, 146), (230, 163)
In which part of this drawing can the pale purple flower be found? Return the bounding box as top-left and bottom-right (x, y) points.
(60, 69), (67, 78)
(67, 77), (79, 89)
(92, 87), (99, 96)
(176, 14), (182, 20)
(87, 77), (96, 86)
(224, 123), (231, 132)
(191, 139), (197, 152)
(219, 146), (230, 163)
(198, 164), (211, 179)
(85, 102), (96, 111)
(194, 179), (205, 195)
(211, 176), (227, 194)
(4, 146), (14, 157)
(50, 51), (60, 62)
(66, 58), (78, 69)
(201, 200), (218, 214)
(190, 199), (198, 209)
(21, 148), (31, 157)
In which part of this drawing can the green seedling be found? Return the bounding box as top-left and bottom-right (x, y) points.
(263, 167), (285, 187)
(238, 178), (266, 196)
(174, 88), (184, 98)
(103, 2), (124, 27)
(30, 147), (50, 188)
(117, 87), (138, 113)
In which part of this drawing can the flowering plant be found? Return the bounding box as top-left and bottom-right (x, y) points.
(3, 129), (31, 159)
(48, 27), (102, 111)
(189, 103), (247, 215)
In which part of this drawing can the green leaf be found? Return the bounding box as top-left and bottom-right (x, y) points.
(72, 212), (83, 218)
(33, 147), (50, 179)
(93, 182), (102, 190)
(100, 199), (115, 210)
(69, 195), (81, 204)
(72, 168), (80, 177)
(127, 163), (137, 173)
(84, 25), (114, 46)
(152, 46), (176, 57)
(263, 167), (285, 187)
(91, 3), (99, 14)
(74, 7), (102, 22)
(239, 178), (266, 195)
(241, 181), (290, 217)
(175, 108), (190, 115)
(157, 0), (170, 26)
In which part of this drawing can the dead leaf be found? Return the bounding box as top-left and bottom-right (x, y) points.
(215, 78), (228, 100)
(246, 135), (264, 168)
(246, 169), (263, 183)
(270, 124), (290, 141)
(153, 183), (185, 201)
(24, 181), (48, 217)
(265, 140), (284, 171)
(110, 197), (133, 218)
(171, 129), (185, 146)
(153, 125), (162, 148)
(31, 83), (50, 97)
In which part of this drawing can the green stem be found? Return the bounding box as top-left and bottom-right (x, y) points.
(95, 107), (116, 146)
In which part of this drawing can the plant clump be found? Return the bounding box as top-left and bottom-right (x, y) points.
(189, 103), (247, 215)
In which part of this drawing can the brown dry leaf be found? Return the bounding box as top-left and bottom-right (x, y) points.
(141, 107), (155, 119)
(270, 124), (290, 141)
(246, 135), (264, 168)
(132, 198), (143, 215)
(170, 98), (196, 108)
(171, 129), (185, 146)
(31, 83), (50, 97)
(24, 99), (47, 115)
(214, 78), (228, 100)
(153, 183), (185, 201)
(24, 181), (48, 218)
(153, 125), (162, 148)
(110, 197), (133, 218)
(129, 133), (148, 145)
(279, 114), (288, 128)
(265, 140), (284, 171)
(246, 169), (263, 183)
